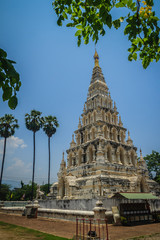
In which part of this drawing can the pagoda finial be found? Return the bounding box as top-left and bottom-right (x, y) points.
(127, 131), (131, 141)
(114, 101), (117, 111)
(139, 148), (145, 163)
(62, 152), (64, 161)
(60, 152), (66, 170)
(94, 49), (99, 67)
(140, 148), (143, 160)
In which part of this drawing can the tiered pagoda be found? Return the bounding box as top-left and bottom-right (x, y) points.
(56, 51), (158, 199)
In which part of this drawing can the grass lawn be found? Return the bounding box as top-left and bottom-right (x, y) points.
(127, 232), (160, 240)
(0, 221), (71, 240)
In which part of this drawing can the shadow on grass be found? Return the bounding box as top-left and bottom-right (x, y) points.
(0, 221), (71, 240)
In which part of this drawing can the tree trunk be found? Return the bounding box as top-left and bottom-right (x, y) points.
(0, 138), (7, 189)
(31, 131), (36, 201)
(48, 137), (51, 193)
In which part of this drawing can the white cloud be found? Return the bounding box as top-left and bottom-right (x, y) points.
(0, 136), (27, 155)
(21, 144), (27, 149)
(7, 158), (24, 170)
(6, 158), (32, 178)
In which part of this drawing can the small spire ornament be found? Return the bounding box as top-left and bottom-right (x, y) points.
(70, 134), (76, 148)
(127, 131), (133, 146)
(78, 117), (82, 128)
(94, 49), (99, 67)
(60, 152), (66, 169)
(114, 101), (117, 111)
(119, 115), (122, 126)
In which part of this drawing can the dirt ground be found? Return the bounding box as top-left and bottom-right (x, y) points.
(0, 213), (160, 240)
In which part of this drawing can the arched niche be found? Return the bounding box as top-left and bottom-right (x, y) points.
(88, 113), (91, 124)
(137, 177), (149, 193)
(91, 127), (96, 140)
(84, 130), (88, 142)
(89, 148), (93, 162)
(103, 125), (108, 139)
(117, 146), (125, 165)
(130, 150), (136, 167)
(102, 110), (105, 121)
(105, 144), (112, 162)
(93, 111), (97, 122)
(59, 178), (65, 199)
(78, 149), (83, 165)
(68, 152), (73, 167)
(101, 98), (103, 106)
(120, 130), (125, 143)
(120, 149), (124, 164)
(112, 127), (117, 141)
(107, 112), (111, 123)
(87, 145), (95, 163)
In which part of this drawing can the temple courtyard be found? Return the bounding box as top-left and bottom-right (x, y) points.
(0, 213), (160, 240)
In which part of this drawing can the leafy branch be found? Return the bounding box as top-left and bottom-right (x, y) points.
(0, 48), (21, 109)
(52, 0), (160, 68)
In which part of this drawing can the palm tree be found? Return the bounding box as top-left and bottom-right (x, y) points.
(42, 116), (59, 193)
(0, 114), (19, 188)
(25, 110), (43, 200)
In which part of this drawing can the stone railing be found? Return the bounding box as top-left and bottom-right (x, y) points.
(38, 208), (94, 220)
(0, 203), (113, 222)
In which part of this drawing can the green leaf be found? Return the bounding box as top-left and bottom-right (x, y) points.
(2, 87), (12, 101)
(124, 24), (131, 35)
(100, 29), (105, 36)
(142, 56), (150, 69)
(106, 14), (112, 29)
(127, 0), (132, 8)
(57, 16), (63, 26)
(76, 25), (82, 30)
(0, 71), (6, 82)
(77, 35), (81, 46)
(113, 19), (120, 29)
(66, 23), (73, 27)
(8, 96), (18, 110)
(75, 30), (82, 36)
(115, 2), (124, 8)
(62, 11), (68, 19)
(132, 52), (137, 61)
(0, 48), (7, 58)
(99, 6), (105, 17)
(145, 0), (154, 6)
(128, 54), (133, 61)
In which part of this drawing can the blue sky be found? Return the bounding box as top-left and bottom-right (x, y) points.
(0, 0), (160, 188)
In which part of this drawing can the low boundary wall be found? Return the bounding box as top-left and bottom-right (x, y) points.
(0, 207), (112, 222)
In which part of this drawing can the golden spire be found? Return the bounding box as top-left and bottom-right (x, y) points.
(60, 152), (66, 169)
(140, 148), (143, 161)
(94, 49), (99, 67)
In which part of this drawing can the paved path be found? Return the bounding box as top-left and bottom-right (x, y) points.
(0, 213), (160, 240)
